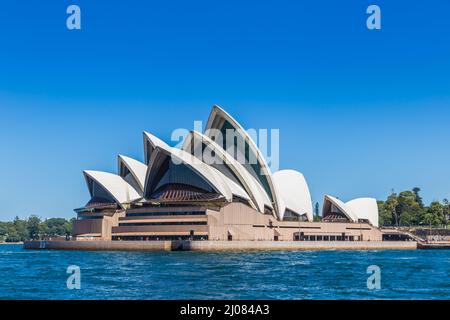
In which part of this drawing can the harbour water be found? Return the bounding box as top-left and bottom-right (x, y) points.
(0, 244), (449, 300)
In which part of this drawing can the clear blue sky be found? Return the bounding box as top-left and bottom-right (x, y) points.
(1, 0), (450, 220)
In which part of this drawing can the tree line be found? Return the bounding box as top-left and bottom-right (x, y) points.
(378, 188), (450, 227)
(0, 216), (75, 243)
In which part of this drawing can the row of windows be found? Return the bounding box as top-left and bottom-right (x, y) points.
(126, 211), (206, 217)
(112, 236), (209, 241)
(295, 235), (361, 241)
(78, 216), (104, 220)
(119, 221), (207, 227)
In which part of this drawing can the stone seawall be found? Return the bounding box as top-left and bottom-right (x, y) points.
(24, 240), (417, 252)
(24, 240), (172, 251)
(189, 241), (417, 251)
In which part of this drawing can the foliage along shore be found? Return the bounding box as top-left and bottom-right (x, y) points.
(0, 217), (75, 243)
(376, 188), (449, 227)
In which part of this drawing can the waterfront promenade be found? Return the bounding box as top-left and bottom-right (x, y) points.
(24, 240), (418, 252)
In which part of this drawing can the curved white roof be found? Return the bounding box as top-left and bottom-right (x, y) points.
(143, 134), (250, 202)
(323, 195), (379, 227)
(83, 170), (141, 208)
(182, 131), (273, 213)
(346, 198), (379, 227)
(118, 155), (147, 193)
(273, 170), (313, 221)
(171, 147), (250, 201)
(323, 195), (358, 222)
(143, 131), (170, 164)
(222, 172), (251, 201)
(205, 105), (283, 219)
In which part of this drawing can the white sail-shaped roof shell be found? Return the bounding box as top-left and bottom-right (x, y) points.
(83, 170), (141, 208)
(182, 131), (273, 213)
(323, 195), (379, 227)
(323, 195), (359, 222)
(144, 131), (169, 165)
(118, 155), (147, 194)
(205, 105), (283, 219)
(143, 132), (250, 202)
(346, 198), (379, 228)
(273, 170), (313, 221)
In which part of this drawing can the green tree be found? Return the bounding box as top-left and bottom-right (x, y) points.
(396, 191), (424, 226)
(443, 199), (450, 228)
(13, 216), (28, 241)
(0, 222), (9, 242)
(426, 201), (445, 227)
(27, 215), (42, 240)
(378, 200), (392, 226)
(384, 191), (399, 226)
(413, 187), (424, 208)
(41, 218), (72, 237)
(6, 222), (20, 242)
(314, 202), (320, 216)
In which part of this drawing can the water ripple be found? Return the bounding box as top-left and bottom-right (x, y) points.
(0, 245), (449, 300)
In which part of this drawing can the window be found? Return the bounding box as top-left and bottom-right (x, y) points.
(220, 120), (274, 202)
(112, 235), (208, 241)
(119, 222), (207, 227)
(155, 163), (214, 193)
(123, 172), (141, 194)
(92, 181), (115, 204)
(78, 216), (103, 220)
(126, 211), (206, 217)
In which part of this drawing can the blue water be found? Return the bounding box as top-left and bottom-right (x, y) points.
(0, 244), (449, 300)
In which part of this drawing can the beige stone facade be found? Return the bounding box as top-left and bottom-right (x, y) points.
(73, 202), (382, 242)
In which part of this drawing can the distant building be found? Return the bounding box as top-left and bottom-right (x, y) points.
(73, 106), (382, 242)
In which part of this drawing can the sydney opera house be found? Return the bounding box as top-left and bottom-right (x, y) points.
(73, 106), (382, 242)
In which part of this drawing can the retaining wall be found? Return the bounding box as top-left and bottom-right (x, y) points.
(24, 240), (417, 252)
(189, 240), (417, 251)
(24, 240), (172, 251)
